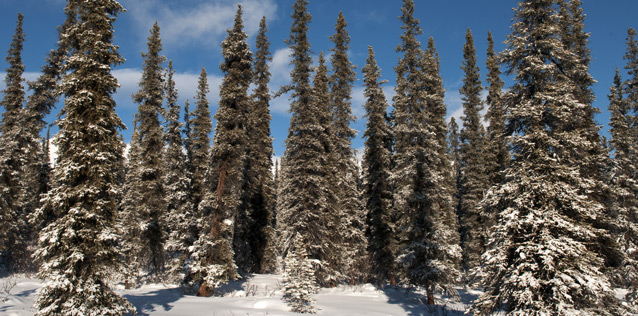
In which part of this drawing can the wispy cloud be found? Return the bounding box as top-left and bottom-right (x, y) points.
(123, 0), (277, 51)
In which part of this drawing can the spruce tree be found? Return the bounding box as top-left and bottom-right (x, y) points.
(0, 13), (30, 272)
(470, 1), (625, 314)
(457, 28), (490, 271)
(608, 69), (638, 301)
(126, 21), (168, 278)
(282, 233), (317, 314)
(619, 27), (638, 303)
(362, 46), (395, 283)
(189, 68), (212, 211)
(484, 31), (508, 186)
(243, 16), (277, 274)
(191, 6), (252, 294)
(392, 0), (461, 300)
(163, 60), (195, 281)
(33, 0), (134, 314)
(329, 11), (368, 281)
(277, 0), (339, 285)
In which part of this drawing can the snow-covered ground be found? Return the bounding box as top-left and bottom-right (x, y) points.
(1, 274), (472, 315)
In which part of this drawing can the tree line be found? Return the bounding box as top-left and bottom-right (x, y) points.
(0, 0), (637, 315)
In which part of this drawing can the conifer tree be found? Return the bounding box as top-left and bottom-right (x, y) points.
(189, 68), (212, 211)
(329, 11), (368, 281)
(282, 233), (317, 314)
(392, 0), (461, 300)
(362, 46), (395, 283)
(619, 27), (638, 303)
(33, 0), (134, 314)
(607, 69), (638, 301)
(242, 16), (277, 274)
(277, 0), (340, 285)
(470, 1), (625, 314)
(191, 6), (252, 294)
(457, 28), (490, 271)
(0, 13), (30, 272)
(163, 60), (195, 281)
(125, 21), (167, 278)
(484, 31), (508, 186)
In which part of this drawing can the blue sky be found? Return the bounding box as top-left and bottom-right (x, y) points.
(0, 0), (637, 159)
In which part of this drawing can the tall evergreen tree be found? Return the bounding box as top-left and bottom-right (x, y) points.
(626, 28), (638, 111)
(362, 46), (395, 283)
(189, 68), (212, 211)
(125, 21), (167, 278)
(163, 60), (195, 281)
(484, 31), (509, 186)
(277, 0), (339, 285)
(457, 28), (490, 271)
(329, 11), (368, 281)
(607, 69), (638, 301)
(32, 0), (134, 314)
(0, 13), (30, 272)
(470, 1), (624, 314)
(392, 0), (461, 301)
(242, 16), (277, 274)
(191, 6), (252, 294)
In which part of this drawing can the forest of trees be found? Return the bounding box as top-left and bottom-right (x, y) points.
(0, 0), (637, 315)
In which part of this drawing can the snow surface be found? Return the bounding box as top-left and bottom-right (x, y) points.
(1, 274), (471, 316)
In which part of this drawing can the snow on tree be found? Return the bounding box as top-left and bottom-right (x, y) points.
(190, 5), (253, 295)
(470, 1), (626, 315)
(242, 16), (277, 274)
(163, 60), (196, 282)
(362, 46), (396, 283)
(391, 0), (461, 301)
(329, 11), (369, 282)
(32, 0), (135, 314)
(282, 233), (318, 314)
(0, 13), (31, 272)
(457, 28), (490, 272)
(188, 68), (212, 213)
(607, 69), (638, 303)
(276, 0), (341, 286)
(122, 21), (168, 280)
(484, 30), (509, 187)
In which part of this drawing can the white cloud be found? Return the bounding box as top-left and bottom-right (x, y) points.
(111, 67), (223, 109)
(123, 0), (277, 50)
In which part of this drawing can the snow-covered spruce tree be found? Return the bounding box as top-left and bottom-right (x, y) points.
(392, 0), (461, 301)
(470, 1), (625, 315)
(242, 16), (277, 274)
(188, 68), (212, 213)
(32, 0), (134, 314)
(163, 60), (196, 282)
(0, 13), (31, 272)
(329, 11), (369, 282)
(458, 28), (490, 272)
(607, 69), (638, 302)
(362, 46), (396, 283)
(191, 6), (251, 295)
(484, 30), (509, 187)
(277, 0), (340, 286)
(282, 233), (318, 314)
(119, 125), (144, 286)
(126, 21), (168, 279)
